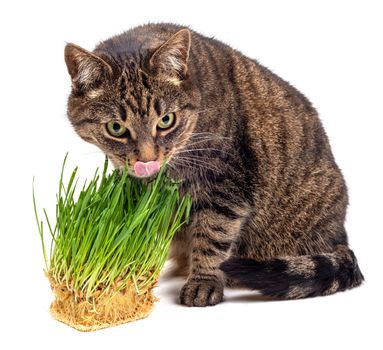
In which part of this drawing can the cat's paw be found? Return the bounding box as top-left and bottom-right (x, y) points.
(179, 278), (224, 307)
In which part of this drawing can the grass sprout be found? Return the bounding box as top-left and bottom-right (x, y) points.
(33, 154), (191, 300)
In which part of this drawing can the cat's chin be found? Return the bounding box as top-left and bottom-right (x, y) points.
(122, 167), (160, 180)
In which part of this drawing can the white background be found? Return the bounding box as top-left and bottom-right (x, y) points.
(1, 0), (382, 349)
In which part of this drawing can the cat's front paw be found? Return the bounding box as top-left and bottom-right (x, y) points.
(179, 277), (224, 307)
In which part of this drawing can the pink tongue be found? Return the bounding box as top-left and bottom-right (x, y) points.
(134, 161), (161, 177)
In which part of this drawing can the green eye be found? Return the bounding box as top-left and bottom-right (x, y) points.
(157, 112), (175, 130)
(106, 121), (127, 137)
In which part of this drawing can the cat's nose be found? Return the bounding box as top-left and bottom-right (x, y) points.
(138, 142), (157, 163)
(133, 161), (160, 177)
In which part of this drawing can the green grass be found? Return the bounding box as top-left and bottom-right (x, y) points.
(33, 154), (191, 299)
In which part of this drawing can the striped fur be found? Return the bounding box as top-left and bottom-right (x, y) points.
(64, 23), (364, 307)
(220, 245), (363, 298)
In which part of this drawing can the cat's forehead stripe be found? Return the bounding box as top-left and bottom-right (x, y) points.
(119, 104), (127, 122)
(145, 94), (152, 118)
(154, 98), (162, 116)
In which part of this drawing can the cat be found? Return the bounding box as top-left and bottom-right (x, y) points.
(64, 23), (363, 307)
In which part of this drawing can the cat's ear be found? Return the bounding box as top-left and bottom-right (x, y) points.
(149, 29), (191, 84)
(64, 43), (112, 91)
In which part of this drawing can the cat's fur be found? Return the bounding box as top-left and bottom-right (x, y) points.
(64, 23), (363, 307)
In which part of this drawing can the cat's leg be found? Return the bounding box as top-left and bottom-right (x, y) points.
(180, 206), (249, 307)
(167, 227), (191, 277)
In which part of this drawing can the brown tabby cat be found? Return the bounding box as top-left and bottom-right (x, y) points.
(64, 23), (363, 307)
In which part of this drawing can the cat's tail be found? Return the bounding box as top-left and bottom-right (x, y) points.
(219, 245), (364, 299)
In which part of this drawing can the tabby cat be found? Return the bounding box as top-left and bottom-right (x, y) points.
(64, 23), (363, 307)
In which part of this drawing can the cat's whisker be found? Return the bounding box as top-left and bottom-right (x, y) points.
(173, 134), (233, 154)
(173, 156), (221, 172)
(189, 131), (226, 135)
(174, 139), (216, 149)
(171, 157), (209, 169)
(174, 147), (230, 156)
(173, 149), (222, 161)
(188, 131), (230, 137)
(166, 161), (177, 171)
(171, 158), (217, 173)
(189, 132), (232, 140)
(186, 137), (230, 145)
(175, 156), (221, 168)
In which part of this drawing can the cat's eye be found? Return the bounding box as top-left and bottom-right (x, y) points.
(157, 112), (175, 130)
(106, 121), (127, 137)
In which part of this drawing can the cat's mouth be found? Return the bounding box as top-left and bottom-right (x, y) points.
(132, 161), (161, 177)
(119, 160), (163, 178)
(114, 156), (171, 179)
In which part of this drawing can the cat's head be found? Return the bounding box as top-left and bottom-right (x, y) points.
(64, 29), (200, 177)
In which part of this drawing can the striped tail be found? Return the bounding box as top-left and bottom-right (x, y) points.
(220, 245), (364, 299)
